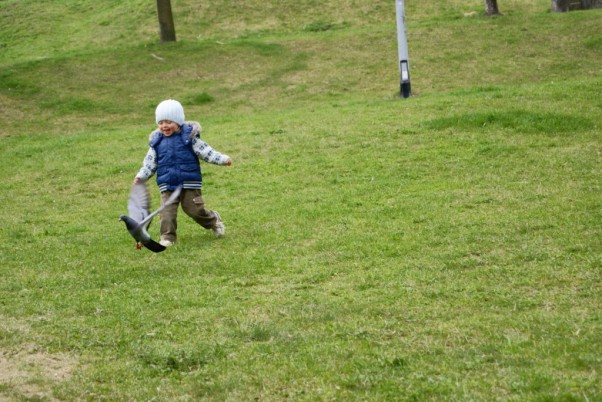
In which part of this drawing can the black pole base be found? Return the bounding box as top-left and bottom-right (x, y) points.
(400, 82), (411, 98)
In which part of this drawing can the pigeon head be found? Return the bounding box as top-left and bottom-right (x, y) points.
(119, 215), (138, 231)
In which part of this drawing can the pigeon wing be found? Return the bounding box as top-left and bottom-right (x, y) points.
(139, 186), (182, 227)
(127, 183), (151, 223)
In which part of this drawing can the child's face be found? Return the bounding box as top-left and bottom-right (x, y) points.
(158, 120), (180, 136)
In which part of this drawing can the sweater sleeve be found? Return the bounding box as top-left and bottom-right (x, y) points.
(192, 137), (230, 165)
(135, 147), (158, 180)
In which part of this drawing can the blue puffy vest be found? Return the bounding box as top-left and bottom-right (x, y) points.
(149, 124), (202, 192)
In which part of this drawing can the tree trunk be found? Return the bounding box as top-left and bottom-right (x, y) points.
(485, 0), (501, 16)
(550, 0), (570, 11)
(156, 0), (176, 42)
(552, 0), (602, 10)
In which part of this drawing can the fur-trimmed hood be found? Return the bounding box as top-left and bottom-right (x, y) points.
(148, 121), (202, 141)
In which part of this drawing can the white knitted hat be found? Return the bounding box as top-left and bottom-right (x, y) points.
(155, 99), (185, 125)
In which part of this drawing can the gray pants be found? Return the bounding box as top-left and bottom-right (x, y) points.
(159, 189), (219, 243)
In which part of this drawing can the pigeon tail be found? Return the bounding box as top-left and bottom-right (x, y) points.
(143, 239), (166, 253)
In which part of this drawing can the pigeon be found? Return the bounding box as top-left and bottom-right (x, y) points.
(119, 183), (182, 252)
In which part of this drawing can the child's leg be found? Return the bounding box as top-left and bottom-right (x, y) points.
(159, 190), (179, 243)
(180, 189), (219, 229)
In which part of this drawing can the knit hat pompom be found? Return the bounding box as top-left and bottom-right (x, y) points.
(155, 99), (185, 125)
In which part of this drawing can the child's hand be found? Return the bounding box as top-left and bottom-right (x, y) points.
(225, 158), (232, 166)
(133, 176), (143, 184)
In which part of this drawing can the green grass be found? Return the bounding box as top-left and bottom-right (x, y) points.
(0, 0), (601, 400)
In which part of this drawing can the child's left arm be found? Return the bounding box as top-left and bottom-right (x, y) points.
(192, 137), (232, 166)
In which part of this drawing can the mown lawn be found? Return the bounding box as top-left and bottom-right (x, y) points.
(0, 0), (600, 400)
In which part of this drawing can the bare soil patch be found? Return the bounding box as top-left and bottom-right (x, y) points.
(0, 317), (78, 401)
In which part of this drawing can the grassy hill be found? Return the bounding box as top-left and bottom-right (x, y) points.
(2, 0), (601, 132)
(0, 0), (600, 400)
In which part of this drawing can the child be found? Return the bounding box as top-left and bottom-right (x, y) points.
(133, 99), (232, 247)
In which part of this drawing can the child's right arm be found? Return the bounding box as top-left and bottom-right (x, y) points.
(133, 147), (158, 183)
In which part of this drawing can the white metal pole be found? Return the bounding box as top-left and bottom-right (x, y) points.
(396, 0), (411, 98)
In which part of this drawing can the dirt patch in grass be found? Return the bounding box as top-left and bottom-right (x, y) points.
(0, 317), (78, 401)
(0, 346), (78, 401)
(0, 346), (77, 401)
